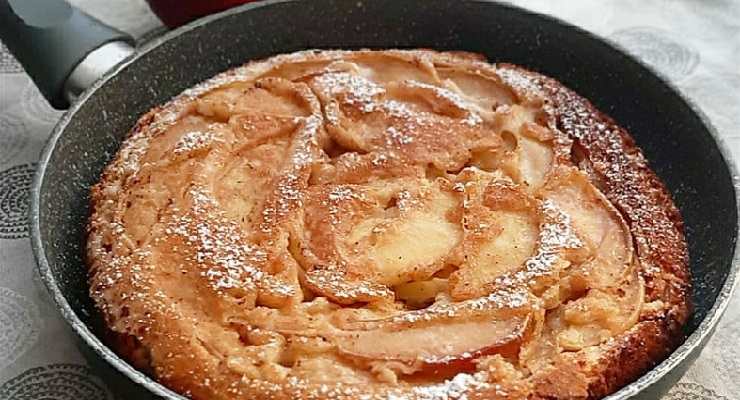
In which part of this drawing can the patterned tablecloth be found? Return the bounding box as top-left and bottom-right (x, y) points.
(0, 0), (737, 399)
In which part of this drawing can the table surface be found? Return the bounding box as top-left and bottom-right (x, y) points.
(0, 1), (738, 399)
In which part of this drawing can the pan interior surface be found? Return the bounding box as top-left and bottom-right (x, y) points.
(32, 0), (738, 399)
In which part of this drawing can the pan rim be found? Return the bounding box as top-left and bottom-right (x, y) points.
(28, 0), (740, 398)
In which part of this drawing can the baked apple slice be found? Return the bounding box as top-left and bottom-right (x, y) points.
(297, 176), (463, 302)
(342, 180), (461, 286)
(479, 105), (554, 193)
(449, 169), (539, 300)
(196, 77), (317, 121)
(435, 65), (516, 112)
(336, 315), (531, 375)
(541, 167), (633, 289)
(332, 289), (535, 374)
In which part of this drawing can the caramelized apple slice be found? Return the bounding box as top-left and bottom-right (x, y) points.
(212, 115), (296, 225)
(298, 177), (463, 300)
(449, 169), (539, 300)
(196, 77), (316, 120)
(343, 184), (461, 286)
(515, 134), (553, 191)
(303, 268), (394, 305)
(384, 80), (482, 123)
(436, 66), (516, 112)
(477, 105), (553, 192)
(333, 289), (534, 374)
(542, 167), (633, 289)
(351, 52), (440, 85)
(338, 315), (531, 373)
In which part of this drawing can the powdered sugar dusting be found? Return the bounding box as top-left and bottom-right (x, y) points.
(387, 126), (414, 145)
(524, 199), (582, 274)
(495, 67), (543, 100)
(393, 287), (529, 324)
(174, 130), (219, 155)
(314, 71), (386, 112)
(413, 372), (492, 400)
(306, 267), (393, 302)
(497, 200), (583, 288)
(325, 185), (369, 225)
(402, 80), (482, 126)
(165, 187), (293, 297)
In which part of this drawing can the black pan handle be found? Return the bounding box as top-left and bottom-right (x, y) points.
(0, 0), (135, 109)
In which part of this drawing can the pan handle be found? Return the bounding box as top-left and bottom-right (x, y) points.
(0, 0), (135, 109)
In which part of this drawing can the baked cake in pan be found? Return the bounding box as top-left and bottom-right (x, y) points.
(87, 50), (690, 400)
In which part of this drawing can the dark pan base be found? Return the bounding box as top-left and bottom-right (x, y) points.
(30, 1), (738, 399)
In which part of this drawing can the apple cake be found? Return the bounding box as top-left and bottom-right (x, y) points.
(87, 50), (690, 400)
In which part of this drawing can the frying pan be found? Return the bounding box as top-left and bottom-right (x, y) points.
(0, 0), (737, 398)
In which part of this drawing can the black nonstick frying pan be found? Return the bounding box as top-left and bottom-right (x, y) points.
(0, 0), (737, 399)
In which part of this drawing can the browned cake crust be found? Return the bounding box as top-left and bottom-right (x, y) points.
(87, 50), (690, 400)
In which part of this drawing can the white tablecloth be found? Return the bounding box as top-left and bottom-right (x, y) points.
(0, 1), (737, 398)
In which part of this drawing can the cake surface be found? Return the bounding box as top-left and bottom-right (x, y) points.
(87, 49), (690, 400)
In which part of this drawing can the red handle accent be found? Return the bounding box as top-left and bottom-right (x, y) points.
(145, 0), (254, 28)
